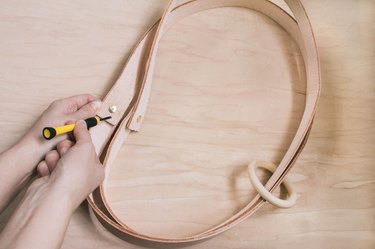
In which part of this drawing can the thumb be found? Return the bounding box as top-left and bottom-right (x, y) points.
(72, 99), (102, 120)
(73, 120), (91, 143)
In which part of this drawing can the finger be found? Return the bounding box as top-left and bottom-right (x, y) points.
(44, 150), (60, 172)
(65, 120), (76, 140)
(65, 120), (75, 125)
(73, 120), (92, 143)
(57, 139), (74, 156)
(71, 99), (102, 120)
(59, 94), (98, 114)
(37, 161), (50, 177)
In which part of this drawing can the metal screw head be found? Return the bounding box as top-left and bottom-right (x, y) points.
(109, 105), (117, 113)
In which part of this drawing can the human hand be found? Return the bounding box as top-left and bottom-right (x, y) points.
(22, 94), (102, 153)
(0, 94), (103, 214)
(0, 121), (104, 249)
(37, 120), (104, 209)
(0, 97), (105, 249)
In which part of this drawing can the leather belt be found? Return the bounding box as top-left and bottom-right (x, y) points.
(87, 0), (320, 244)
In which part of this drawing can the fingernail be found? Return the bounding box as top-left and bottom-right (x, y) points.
(90, 100), (102, 111)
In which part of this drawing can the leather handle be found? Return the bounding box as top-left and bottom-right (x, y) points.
(87, 0), (320, 244)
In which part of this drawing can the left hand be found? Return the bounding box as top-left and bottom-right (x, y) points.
(22, 94), (102, 153)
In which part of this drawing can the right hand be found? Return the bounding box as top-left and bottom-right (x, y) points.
(37, 120), (105, 209)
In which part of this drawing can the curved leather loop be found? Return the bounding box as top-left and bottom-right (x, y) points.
(248, 161), (297, 209)
(86, 0), (321, 244)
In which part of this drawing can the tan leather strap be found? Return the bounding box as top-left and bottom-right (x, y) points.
(87, 0), (320, 244)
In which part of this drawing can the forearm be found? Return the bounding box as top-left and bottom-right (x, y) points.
(0, 138), (38, 212)
(0, 177), (74, 249)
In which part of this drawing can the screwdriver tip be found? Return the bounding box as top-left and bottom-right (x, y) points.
(100, 116), (112, 121)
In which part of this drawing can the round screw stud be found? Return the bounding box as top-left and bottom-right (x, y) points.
(109, 105), (117, 113)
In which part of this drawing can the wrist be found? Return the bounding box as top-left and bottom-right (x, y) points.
(0, 177), (75, 249)
(21, 129), (54, 155)
(47, 177), (84, 212)
(0, 137), (41, 187)
(28, 177), (76, 215)
(7, 135), (45, 174)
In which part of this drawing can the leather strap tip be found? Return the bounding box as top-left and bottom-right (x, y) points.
(127, 113), (144, 132)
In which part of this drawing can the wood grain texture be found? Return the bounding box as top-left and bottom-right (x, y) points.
(0, 0), (374, 248)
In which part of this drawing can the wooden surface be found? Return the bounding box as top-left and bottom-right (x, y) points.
(0, 0), (374, 248)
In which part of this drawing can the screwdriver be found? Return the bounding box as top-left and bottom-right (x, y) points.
(42, 116), (111, 140)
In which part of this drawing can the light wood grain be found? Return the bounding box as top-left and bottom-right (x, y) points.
(0, 0), (374, 248)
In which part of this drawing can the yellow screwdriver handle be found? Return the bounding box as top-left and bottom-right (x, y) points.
(42, 117), (100, 140)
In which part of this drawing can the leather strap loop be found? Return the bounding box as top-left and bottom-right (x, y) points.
(87, 0), (321, 244)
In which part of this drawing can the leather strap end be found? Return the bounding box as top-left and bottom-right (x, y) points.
(126, 71), (154, 132)
(127, 108), (146, 132)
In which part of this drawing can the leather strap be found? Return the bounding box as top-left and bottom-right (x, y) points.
(87, 0), (320, 244)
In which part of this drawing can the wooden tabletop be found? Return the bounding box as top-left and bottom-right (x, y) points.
(0, 0), (374, 248)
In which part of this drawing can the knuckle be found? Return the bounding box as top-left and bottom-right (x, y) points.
(65, 104), (78, 113)
(45, 150), (56, 160)
(56, 142), (64, 151)
(77, 139), (89, 146)
(82, 105), (96, 116)
(62, 140), (73, 149)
